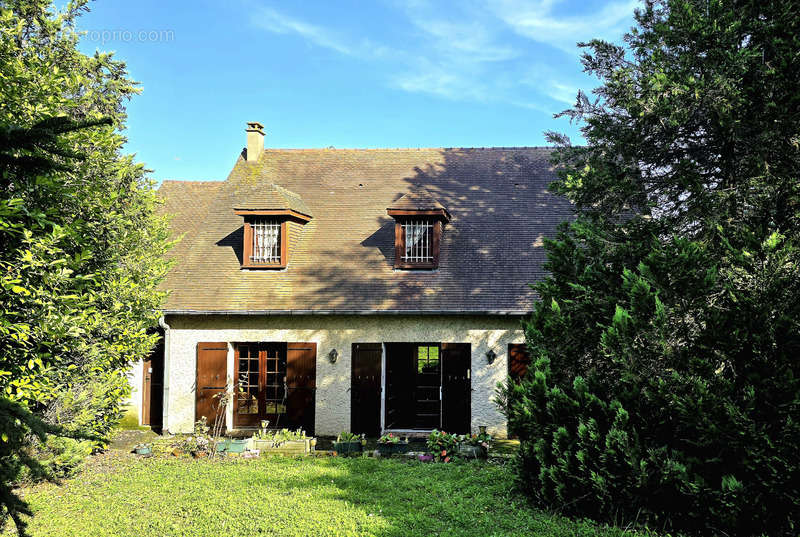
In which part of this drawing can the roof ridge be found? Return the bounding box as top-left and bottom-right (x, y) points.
(261, 146), (553, 152)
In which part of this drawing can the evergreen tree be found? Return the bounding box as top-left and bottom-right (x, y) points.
(0, 1), (171, 532)
(498, 1), (800, 535)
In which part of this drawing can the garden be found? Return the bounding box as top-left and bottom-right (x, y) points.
(6, 434), (655, 537)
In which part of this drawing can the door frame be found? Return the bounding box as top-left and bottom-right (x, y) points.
(381, 342), (470, 434)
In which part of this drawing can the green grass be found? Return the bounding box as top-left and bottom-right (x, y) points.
(116, 405), (147, 430)
(9, 454), (647, 537)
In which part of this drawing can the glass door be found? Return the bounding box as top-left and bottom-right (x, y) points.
(414, 344), (441, 429)
(234, 343), (287, 428)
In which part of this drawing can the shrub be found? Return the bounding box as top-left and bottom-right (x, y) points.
(426, 430), (459, 462)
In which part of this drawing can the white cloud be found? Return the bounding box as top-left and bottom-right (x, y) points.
(251, 6), (354, 55)
(247, 1), (632, 111)
(487, 0), (638, 54)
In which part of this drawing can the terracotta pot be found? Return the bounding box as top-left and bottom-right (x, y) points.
(171, 448), (183, 457)
(192, 451), (208, 458)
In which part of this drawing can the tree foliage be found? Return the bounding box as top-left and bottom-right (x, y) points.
(0, 1), (171, 532)
(497, 1), (800, 535)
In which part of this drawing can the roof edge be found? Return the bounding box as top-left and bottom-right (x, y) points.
(162, 309), (530, 316)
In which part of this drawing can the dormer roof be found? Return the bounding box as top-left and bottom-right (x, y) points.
(387, 185), (450, 221)
(232, 183), (313, 219)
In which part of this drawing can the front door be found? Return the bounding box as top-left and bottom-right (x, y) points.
(234, 342), (316, 432)
(234, 343), (287, 428)
(414, 344), (441, 429)
(383, 342), (471, 431)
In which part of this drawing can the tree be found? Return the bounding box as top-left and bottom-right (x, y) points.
(0, 1), (171, 532)
(497, 1), (800, 535)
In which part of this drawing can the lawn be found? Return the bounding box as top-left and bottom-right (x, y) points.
(9, 454), (646, 537)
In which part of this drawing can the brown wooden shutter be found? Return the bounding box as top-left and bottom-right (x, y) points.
(441, 343), (471, 434)
(196, 342), (228, 427)
(351, 343), (382, 436)
(432, 220), (442, 269)
(508, 343), (532, 382)
(286, 342), (316, 434)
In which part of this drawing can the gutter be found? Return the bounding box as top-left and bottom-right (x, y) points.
(160, 309), (531, 316)
(158, 315), (171, 433)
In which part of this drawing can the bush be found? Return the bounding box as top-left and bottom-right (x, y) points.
(498, 346), (800, 537)
(426, 430), (459, 462)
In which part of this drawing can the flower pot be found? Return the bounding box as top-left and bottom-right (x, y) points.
(192, 451), (208, 459)
(216, 439), (248, 453)
(134, 446), (152, 456)
(457, 444), (488, 459)
(377, 442), (409, 456)
(171, 448), (184, 457)
(332, 441), (362, 456)
(253, 438), (312, 456)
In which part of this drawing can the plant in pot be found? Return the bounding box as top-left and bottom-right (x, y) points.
(377, 433), (409, 456)
(457, 431), (492, 459)
(251, 427), (313, 455)
(332, 432), (364, 456)
(427, 430), (459, 462)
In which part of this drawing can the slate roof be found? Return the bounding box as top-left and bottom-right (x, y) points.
(158, 147), (573, 315)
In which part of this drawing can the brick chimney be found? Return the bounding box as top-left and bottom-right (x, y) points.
(245, 121), (264, 162)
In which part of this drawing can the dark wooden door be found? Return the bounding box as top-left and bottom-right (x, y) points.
(287, 342), (316, 435)
(384, 343), (414, 429)
(351, 343), (382, 436)
(508, 343), (531, 382)
(196, 342), (228, 426)
(414, 344), (442, 429)
(441, 343), (471, 434)
(142, 337), (164, 428)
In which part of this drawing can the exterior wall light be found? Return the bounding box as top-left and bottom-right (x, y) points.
(328, 348), (339, 364)
(486, 349), (497, 364)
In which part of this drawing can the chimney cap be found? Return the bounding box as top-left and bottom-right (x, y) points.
(246, 121), (264, 133)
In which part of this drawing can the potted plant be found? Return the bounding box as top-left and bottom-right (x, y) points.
(457, 431), (492, 459)
(377, 433), (409, 456)
(133, 443), (152, 456)
(332, 432), (364, 456)
(427, 430), (459, 462)
(216, 438), (248, 454)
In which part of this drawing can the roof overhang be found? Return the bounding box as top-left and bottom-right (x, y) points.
(161, 309), (530, 316)
(386, 208), (451, 222)
(233, 208), (313, 222)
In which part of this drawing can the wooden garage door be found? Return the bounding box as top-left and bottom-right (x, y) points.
(196, 342), (228, 427)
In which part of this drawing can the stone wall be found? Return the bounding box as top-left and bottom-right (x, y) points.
(163, 314), (524, 437)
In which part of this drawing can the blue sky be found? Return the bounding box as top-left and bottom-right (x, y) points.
(74, 0), (637, 182)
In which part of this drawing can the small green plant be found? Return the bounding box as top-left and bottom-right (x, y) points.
(427, 430), (459, 462)
(336, 432), (363, 443)
(377, 432), (406, 444)
(460, 432), (492, 450)
(252, 427), (307, 447)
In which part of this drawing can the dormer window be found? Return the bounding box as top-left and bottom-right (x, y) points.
(233, 183), (312, 270)
(388, 186), (450, 270)
(243, 218), (286, 267)
(401, 220), (434, 264)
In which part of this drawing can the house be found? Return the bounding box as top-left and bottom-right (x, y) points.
(134, 122), (572, 437)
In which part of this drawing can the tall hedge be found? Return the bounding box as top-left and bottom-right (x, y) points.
(497, 1), (800, 535)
